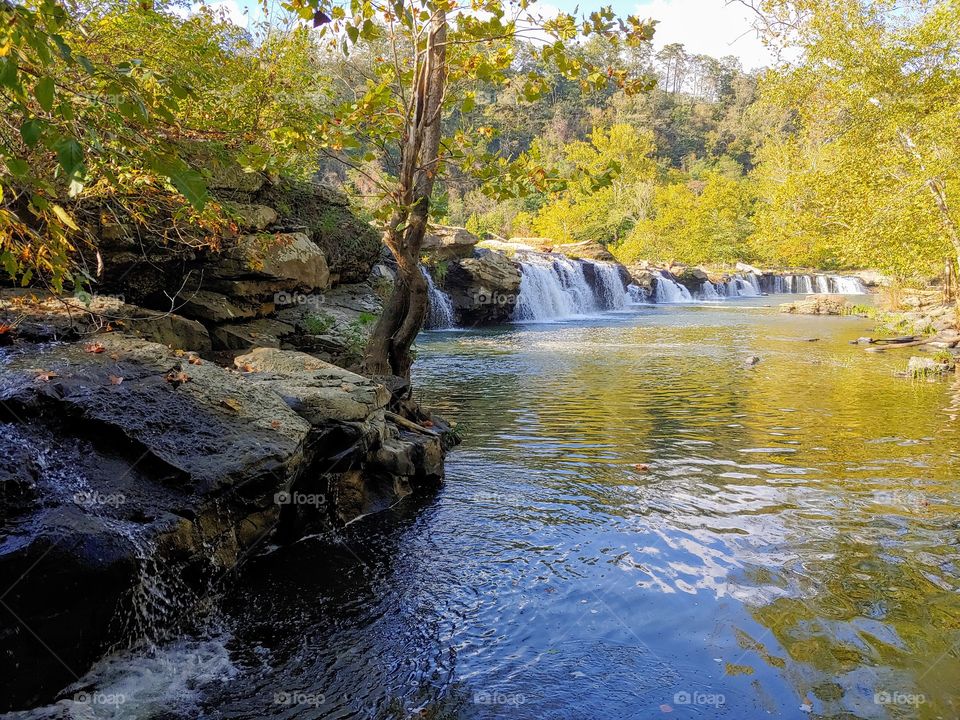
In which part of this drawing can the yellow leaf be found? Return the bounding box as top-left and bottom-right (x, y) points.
(51, 204), (79, 231)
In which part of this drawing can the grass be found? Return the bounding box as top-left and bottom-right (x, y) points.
(302, 311), (335, 335)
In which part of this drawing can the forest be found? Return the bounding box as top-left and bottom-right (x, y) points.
(2, 0), (959, 293)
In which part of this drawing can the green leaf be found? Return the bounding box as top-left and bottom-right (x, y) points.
(34, 77), (55, 112)
(168, 167), (208, 210)
(55, 138), (84, 179)
(20, 120), (43, 147)
(346, 25), (359, 43)
(6, 158), (30, 177)
(0, 58), (18, 90)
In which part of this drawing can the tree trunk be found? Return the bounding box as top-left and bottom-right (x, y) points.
(362, 11), (447, 381)
(925, 177), (960, 297)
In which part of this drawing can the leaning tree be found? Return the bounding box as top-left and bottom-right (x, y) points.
(284, 0), (656, 379)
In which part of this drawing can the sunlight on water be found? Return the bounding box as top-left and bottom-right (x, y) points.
(10, 299), (957, 719)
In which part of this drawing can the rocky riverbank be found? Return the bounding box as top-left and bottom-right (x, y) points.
(0, 167), (457, 711)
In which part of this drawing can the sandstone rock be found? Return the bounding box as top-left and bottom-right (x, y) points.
(0, 290), (211, 352)
(779, 295), (849, 315)
(736, 261), (763, 275)
(676, 266), (710, 293)
(443, 249), (521, 324)
(226, 202), (279, 231)
(551, 240), (615, 262)
(228, 232), (330, 292)
(422, 225), (480, 260)
(234, 347), (390, 424)
(211, 318), (295, 351)
(0, 336), (312, 708)
(256, 179), (381, 284)
(906, 355), (953, 377)
(177, 289), (260, 324)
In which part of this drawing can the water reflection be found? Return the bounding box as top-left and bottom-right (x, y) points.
(409, 303), (960, 719)
(13, 301), (957, 719)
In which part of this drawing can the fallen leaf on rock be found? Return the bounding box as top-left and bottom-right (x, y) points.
(238, 363), (255, 373)
(633, 463), (650, 471)
(188, 356), (203, 365)
(84, 342), (106, 354)
(271, 420), (281, 429)
(422, 420), (434, 427)
(221, 397), (242, 412)
(109, 375), (124, 385)
(164, 370), (190, 386)
(35, 371), (58, 383)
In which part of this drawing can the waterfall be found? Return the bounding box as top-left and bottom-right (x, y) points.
(699, 280), (722, 300)
(513, 254), (630, 321)
(420, 266), (456, 329)
(627, 284), (650, 303)
(654, 272), (693, 303)
(681, 270), (867, 302)
(588, 261), (630, 310)
(832, 275), (866, 294)
(775, 274), (864, 295)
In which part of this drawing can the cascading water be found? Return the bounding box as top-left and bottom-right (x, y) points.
(654, 272), (693, 303)
(691, 271), (866, 300)
(513, 253), (631, 321)
(420, 266), (456, 330)
(589, 262), (630, 310)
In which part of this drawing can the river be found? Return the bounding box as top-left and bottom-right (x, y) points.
(11, 297), (960, 719)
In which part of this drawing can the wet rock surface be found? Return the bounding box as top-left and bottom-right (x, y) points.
(0, 333), (452, 711)
(441, 248), (522, 325)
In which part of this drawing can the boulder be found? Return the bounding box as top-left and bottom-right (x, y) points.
(234, 348), (390, 424)
(225, 202), (279, 231)
(223, 232), (330, 292)
(422, 225), (480, 260)
(256, 179), (381, 284)
(176, 289), (262, 324)
(211, 318), (295, 351)
(442, 249), (521, 325)
(736, 261), (764, 275)
(675, 266), (709, 293)
(779, 295), (849, 315)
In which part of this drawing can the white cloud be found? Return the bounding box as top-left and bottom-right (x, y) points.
(636, 0), (775, 70)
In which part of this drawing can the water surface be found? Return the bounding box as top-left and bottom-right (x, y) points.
(13, 298), (960, 720)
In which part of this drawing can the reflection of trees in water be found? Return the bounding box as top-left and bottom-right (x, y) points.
(735, 345), (960, 718)
(414, 316), (960, 717)
(947, 371), (960, 421)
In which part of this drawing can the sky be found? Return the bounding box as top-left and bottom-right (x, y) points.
(212, 0), (775, 70)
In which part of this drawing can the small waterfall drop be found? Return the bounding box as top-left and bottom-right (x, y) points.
(654, 272), (693, 303)
(513, 253), (630, 321)
(421, 266), (456, 329)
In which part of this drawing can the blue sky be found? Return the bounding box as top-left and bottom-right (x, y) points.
(215, 0), (772, 69)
